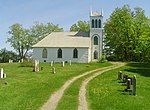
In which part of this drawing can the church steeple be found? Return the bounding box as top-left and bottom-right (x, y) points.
(90, 10), (103, 29)
(90, 9), (103, 61)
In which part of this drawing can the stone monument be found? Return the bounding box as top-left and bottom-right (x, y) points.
(33, 60), (39, 72)
(62, 61), (65, 67)
(52, 67), (56, 74)
(69, 60), (71, 65)
(133, 75), (136, 96)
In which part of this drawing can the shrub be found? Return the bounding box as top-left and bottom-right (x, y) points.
(20, 59), (33, 67)
(100, 55), (108, 63)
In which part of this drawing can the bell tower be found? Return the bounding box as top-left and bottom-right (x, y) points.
(90, 10), (103, 61)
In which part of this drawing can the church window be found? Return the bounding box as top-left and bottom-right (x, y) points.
(94, 36), (98, 45)
(42, 48), (47, 58)
(94, 51), (98, 59)
(95, 19), (97, 28)
(73, 48), (78, 58)
(92, 19), (94, 28)
(57, 48), (62, 58)
(99, 19), (101, 28)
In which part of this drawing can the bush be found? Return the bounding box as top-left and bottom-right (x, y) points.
(20, 59), (33, 67)
(100, 55), (108, 63)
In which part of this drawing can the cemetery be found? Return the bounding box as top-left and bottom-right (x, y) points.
(86, 63), (150, 110)
(0, 60), (149, 110)
(118, 71), (136, 95)
(0, 1), (150, 110)
(0, 61), (112, 110)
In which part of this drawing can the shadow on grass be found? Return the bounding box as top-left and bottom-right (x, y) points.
(124, 68), (150, 77)
(127, 62), (150, 68)
(124, 63), (150, 77)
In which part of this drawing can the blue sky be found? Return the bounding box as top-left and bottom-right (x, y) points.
(1, 0), (150, 51)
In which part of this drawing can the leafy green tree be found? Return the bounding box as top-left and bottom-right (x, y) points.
(104, 5), (150, 62)
(30, 22), (63, 41)
(70, 20), (90, 32)
(7, 23), (33, 59)
(132, 7), (150, 62)
(134, 19), (150, 62)
(0, 48), (18, 63)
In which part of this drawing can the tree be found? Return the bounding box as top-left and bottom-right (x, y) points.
(30, 22), (63, 42)
(132, 7), (150, 62)
(0, 48), (18, 63)
(104, 5), (150, 62)
(134, 19), (150, 62)
(7, 23), (33, 59)
(70, 20), (90, 32)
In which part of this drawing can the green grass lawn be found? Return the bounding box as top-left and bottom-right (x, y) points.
(87, 63), (150, 110)
(0, 62), (111, 110)
(56, 64), (115, 110)
(56, 70), (93, 110)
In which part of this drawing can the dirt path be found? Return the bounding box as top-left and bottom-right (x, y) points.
(78, 62), (125, 110)
(40, 64), (116, 110)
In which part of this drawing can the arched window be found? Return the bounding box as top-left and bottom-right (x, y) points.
(57, 48), (62, 58)
(94, 36), (98, 45)
(42, 48), (47, 58)
(95, 19), (97, 28)
(99, 19), (101, 28)
(94, 51), (98, 59)
(92, 19), (94, 28)
(73, 48), (78, 58)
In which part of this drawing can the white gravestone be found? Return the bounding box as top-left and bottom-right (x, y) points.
(21, 59), (24, 63)
(9, 59), (13, 63)
(34, 60), (39, 72)
(62, 61), (65, 67)
(51, 61), (53, 67)
(0, 68), (4, 78)
(69, 60), (71, 65)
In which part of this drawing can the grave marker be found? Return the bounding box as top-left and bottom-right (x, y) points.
(21, 59), (24, 63)
(118, 71), (122, 80)
(69, 60), (71, 65)
(123, 74), (128, 83)
(9, 59), (13, 63)
(127, 79), (131, 90)
(128, 77), (133, 85)
(133, 75), (136, 96)
(62, 61), (65, 67)
(52, 67), (56, 74)
(124, 79), (132, 94)
(51, 61), (53, 67)
(0, 68), (4, 78)
(3, 73), (6, 78)
(33, 60), (39, 72)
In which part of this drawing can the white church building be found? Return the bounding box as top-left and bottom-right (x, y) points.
(32, 11), (103, 63)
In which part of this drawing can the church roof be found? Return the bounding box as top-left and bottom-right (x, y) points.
(32, 32), (90, 48)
